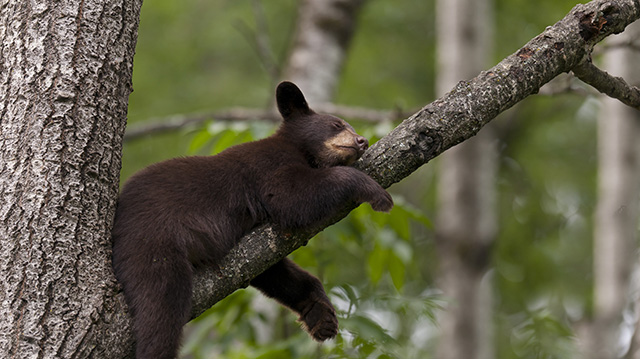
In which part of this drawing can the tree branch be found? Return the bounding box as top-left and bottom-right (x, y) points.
(123, 108), (276, 141)
(572, 59), (640, 109)
(185, 0), (640, 320)
(123, 104), (414, 142)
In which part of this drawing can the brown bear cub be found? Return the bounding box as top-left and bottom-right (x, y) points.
(112, 81), (393, 359)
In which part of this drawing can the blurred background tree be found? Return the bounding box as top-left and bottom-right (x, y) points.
(433, 0), (497, 358)
(121, 0), (640, 358)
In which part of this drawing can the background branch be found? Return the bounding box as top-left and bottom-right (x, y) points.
(123, 104), (414, 141)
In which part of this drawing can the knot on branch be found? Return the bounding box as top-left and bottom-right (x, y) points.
(578, 2), (624, 42)
(579, 11), (609, 41)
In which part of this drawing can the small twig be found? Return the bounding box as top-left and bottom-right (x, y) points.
(572, 60), (640, 110)
(123, 104), (414, 142)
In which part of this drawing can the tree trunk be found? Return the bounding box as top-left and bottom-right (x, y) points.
(434, 1), (495, 358)
(583, 20), (640, 359)
(282, 0), (366, 104)
(0, 0), (141, 357)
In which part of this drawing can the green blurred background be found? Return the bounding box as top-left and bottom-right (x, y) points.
(123, 0), (599, 358)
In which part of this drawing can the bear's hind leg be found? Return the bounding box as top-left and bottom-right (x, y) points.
(118, 255), (193, 359)
(250, 258), (338, 341)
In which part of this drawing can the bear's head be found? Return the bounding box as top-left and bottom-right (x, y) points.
(275, 81), (369, 168)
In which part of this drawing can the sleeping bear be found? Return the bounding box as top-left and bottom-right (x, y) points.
(111, 81), (393, 359)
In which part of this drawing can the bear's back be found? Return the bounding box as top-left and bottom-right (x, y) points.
(112, 136), (311, 265)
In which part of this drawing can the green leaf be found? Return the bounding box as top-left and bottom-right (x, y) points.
(212, 129), (242, 154)
(188, 127), (216, 154)
(388, 253), (406, 291)
(341, 314), (396, 344)
(367, 243), (388, 285)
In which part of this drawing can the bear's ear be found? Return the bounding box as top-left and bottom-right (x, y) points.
(276, 81), (313, 119)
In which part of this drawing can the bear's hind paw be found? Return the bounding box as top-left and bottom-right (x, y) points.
(299, 300), (338, 341)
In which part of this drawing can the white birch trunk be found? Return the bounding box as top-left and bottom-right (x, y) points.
(435, 0), (496, 358)
(584, 20), (640, 359)
(282, 0), (365, 104)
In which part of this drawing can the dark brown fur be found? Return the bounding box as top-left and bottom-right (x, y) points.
(111, 82), (393, 359)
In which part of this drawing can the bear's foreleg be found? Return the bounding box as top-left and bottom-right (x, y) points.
(264, 165), (393, 230)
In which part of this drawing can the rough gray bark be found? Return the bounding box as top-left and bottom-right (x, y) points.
(582, 20), (640, 359)
(434, 0), (495, 358)
(0, 0), (141, 358)
(282, 0), (366, 104)
(192, 0), (640, 320)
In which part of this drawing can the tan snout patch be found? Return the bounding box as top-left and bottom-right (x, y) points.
(323, 128), (363, 166)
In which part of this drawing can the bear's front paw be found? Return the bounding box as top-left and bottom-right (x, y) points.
(369, 188), (394, 213)
(299, 299), (338, 341)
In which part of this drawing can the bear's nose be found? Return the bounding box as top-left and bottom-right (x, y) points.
(355, 136), (368, 151)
